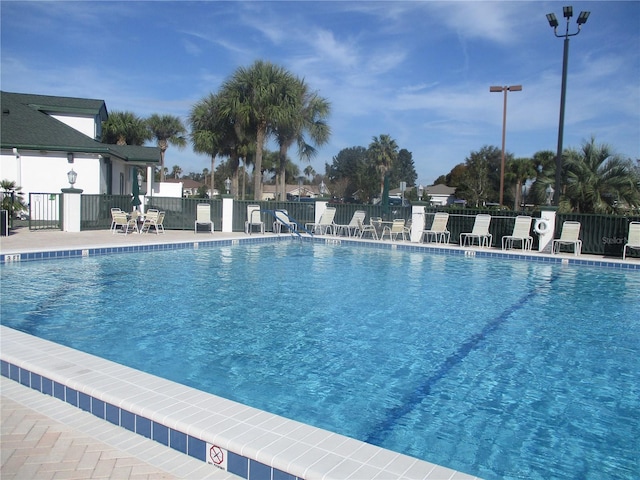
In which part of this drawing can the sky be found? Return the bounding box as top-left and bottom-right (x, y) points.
(1, 1), (639, 186)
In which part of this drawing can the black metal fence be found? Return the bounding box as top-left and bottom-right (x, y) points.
(146, 197), (223, 231)
(77, 195), (639, 258)
(557, 212), (640, 257)
(28, 193), (62, 230)
(81, 194), (132, 230)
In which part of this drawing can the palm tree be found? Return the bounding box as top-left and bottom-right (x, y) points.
(1, 179), (27, 217)
(101, 111), (150, 146)
(190, 94), (224, 196)
(219, 60), (299, 200)
(146, 114), (187, 182)
(273, 79), (331, 200)
(505, 158), (536, 210)
(368, 134), (398, 197)
(170, 165), (182, 179)
(564, 137), (640, 213)
(304, 165), (316, 179)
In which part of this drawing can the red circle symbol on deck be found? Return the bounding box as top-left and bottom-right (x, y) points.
(209, 445), (224, 465)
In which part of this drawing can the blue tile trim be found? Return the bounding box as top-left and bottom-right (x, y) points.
(228, 451), (249, 478)
(170, 429), (187, 453)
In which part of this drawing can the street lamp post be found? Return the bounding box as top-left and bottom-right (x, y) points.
(546, 5), (590, 206)
(490, 84), (522, 208)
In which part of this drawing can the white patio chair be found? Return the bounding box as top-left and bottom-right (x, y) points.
(273, 209), (297, 234)
(305, 207), (336, 235)
(502, 216), (533, 251)
(194, 203), (214, 234)
(245, 205), (264, 234)
(552, 221), (582, 255)
(460, 214), (492, 248)
(335, 210), (366, 237)
(623, 222), (640, 260)
(380, 219), (410, 241)
(422, 212), (450, 244)
(357, 217), (378, 240)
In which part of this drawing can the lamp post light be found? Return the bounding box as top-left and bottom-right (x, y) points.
(319, 180), (327, 197)
(297, 177), (304, 202)
(490, 84), (522, 208)
(545, 185), (555, 205)
(224, 177), (231, 195)
(67, 168), (78, 188)
(418, 184), (424, 202)
(546, 5), (590, 206)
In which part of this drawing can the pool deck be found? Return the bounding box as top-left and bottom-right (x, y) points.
(1, 227), (637, 480)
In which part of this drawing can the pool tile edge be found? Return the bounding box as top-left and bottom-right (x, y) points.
(0, 325), (476, 480)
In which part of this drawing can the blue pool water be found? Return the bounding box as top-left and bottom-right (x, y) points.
(1, 241), (639, 480)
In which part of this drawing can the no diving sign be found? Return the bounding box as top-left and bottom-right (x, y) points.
(206, 443), (228, 470)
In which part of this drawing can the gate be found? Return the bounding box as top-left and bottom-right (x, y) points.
(28, 193), (62, 230)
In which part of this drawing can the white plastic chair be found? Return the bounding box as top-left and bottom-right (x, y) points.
(422, 212), (450, 244)
(623, 222), (640, 260)
(502, 216), (533, 251)
(245, 205), (264, 234)
(335, 210), (366, 237)
(195, 203), (214, 234)
(273, 209), (297, 234)
(460, 214), (492, 248)
(380, 219), (410, 241)
(552, 221), (582, 255)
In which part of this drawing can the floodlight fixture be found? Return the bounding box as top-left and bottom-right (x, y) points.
(545, 5), (591, 206)
(577, 11), (590, 25)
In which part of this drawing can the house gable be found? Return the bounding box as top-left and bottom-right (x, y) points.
(0, 91), (159, 164)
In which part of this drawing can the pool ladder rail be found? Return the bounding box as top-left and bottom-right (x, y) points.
(262, 209), (313, 238)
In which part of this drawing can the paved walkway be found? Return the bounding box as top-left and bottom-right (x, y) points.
(1, 378), (237, 480)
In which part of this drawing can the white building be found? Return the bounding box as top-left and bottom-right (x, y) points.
(0, 91), (160, 201)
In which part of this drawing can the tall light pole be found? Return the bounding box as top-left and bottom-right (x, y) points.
(490, 84), (522, 208)
(546, 5), (590, 206)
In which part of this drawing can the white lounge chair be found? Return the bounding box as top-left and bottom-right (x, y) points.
(140, 210), (165, 234)
(422, 212), (450, 243)
(502, 216), (533, 251)
(380, 219), (410, 241)
(460, 214), (492, 248)
(623, 222), (640, 260)
(273, 209), (297, 234)
(195, 203), (214, 233)
(245, 205), (264, 234)
(110, 208), (122, 232)
(357, 217), (378, 240)
(111, 210), (137, 234)
(335, 210), (366, 237)
(552, 221), (582, 255)
(305, 207), (336, 235)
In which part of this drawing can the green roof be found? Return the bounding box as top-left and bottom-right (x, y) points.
(0, 91), (160, 164)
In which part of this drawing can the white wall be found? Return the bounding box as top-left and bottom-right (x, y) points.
(50, 114), (98, 139)
(0, 150), (102, 198)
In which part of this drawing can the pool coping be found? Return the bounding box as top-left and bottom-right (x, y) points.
(0, 326), (477, 480)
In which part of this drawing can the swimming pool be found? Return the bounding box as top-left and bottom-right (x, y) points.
(1, 241), (638, 480)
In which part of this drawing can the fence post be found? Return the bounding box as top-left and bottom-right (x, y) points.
(537, 206), (557, 252)
(410, 205), (426, 242)
(61, 187), (83, 232)
(222, 195), (233, 233)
